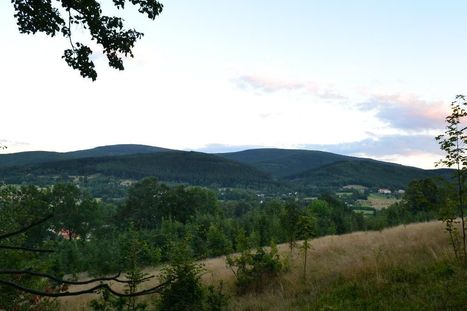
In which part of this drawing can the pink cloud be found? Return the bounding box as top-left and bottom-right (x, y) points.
(362, 94), (450, 130)
(234, 74), (345, 99)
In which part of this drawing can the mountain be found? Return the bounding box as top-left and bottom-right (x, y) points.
(0, 151), (63, 169)
(218, 148), (356, 178)
(0, 151), (277, 189)
(0, 144), (452, 192)
(66, 144), (171, 159)
(286, 159), (452, 188)
(219, 148), (452, 189)
(0, 144), (170, 168)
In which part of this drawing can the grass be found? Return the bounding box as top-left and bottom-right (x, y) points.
(342, 185), (367, 192)
(58, 221), (464, 310)
(357, 193), (400, 210)
(307, 262), (467, 310)
(225, 221), (462, 310)
(352, 209), (375, 215)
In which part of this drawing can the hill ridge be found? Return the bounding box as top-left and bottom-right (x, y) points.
(0, 144), (453, 191)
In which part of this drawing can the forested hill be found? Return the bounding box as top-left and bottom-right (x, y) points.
(66, 144), (171, 159)
(0, 151), (277, 189)
(285, 159), (453, 188)
(0, 144), (170, 168)
(218, 148), (355, 178)
(0, 144), (452, 191)
(218, 148), (452, 189)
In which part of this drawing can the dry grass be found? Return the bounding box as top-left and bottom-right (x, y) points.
(58, 221), (452, 310)
(227, 221), (453, 310)
(357, 193), (401, 210)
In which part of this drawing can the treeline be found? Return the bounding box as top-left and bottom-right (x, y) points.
(2, 177), (446, 273)
(367, 177), (452, 229)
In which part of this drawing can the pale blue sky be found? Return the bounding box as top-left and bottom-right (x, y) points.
(2, 1), (467, 168)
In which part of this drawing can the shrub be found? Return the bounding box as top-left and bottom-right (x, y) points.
(226, 244), (285, 294)
(155, 261), (227, 311)
(155, 241), (228, 311)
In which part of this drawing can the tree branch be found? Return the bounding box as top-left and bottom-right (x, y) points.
(0, 214), (53, 240)
(0, 270), (154, 285)
(0, 245), (54, 253)
(67, 9), (75, 50)
(0, 277), (173, 297)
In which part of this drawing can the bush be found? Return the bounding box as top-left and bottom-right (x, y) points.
(226, 244), (285, 294)
(156, 261), (205, 311)
(155, 260), (227, 311)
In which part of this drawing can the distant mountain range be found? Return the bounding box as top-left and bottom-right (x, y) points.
(0, 144), (452, 191)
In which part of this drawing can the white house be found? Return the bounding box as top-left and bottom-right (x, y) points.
(378, 188), (392, 194)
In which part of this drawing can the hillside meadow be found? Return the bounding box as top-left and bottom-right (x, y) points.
(357, 193), (401, 210)
(59, 220), (464, 310)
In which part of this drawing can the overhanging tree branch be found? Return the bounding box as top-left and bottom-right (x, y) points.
(0, 245), (54, 253)
(0, 277), (173, 298)
(0, 214), (53, 240)
(0, 210), (170, 299)
(0, 270), (153, 285)
(11, 0), (164, 80)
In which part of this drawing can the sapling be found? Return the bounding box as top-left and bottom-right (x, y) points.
(436, 95), (467, 265)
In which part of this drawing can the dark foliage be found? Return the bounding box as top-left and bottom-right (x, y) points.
(287, 159), (452, 189)
(226, 244), (285, 294)
(219, 148), (352, 178)
(0, 151), (278, 190)
(11, 0), (163, 80)
(0, 144), (169, 169)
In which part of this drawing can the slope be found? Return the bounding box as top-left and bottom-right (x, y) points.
(0, 144), (170, 168)
(58, 221), (459, 310)
(287, 158), (452, 188)
(218, 148), (353, 178)
(0, 151), (277, 189)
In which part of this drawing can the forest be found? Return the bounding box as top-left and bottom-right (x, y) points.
(0, 174), (452, 310)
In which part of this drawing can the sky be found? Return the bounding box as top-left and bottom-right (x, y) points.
(2, 1), (467, 169)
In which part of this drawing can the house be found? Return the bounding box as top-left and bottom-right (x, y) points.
(378, 188), (392, 194)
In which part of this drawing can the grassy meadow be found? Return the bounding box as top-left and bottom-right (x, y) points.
(59, 220), (465, 310)
(357, 193), (401, 210)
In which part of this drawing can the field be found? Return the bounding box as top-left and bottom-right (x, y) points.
(357, 193), (401, 210)
(59, 220), (461, 310)
(342, 184), (368, 192)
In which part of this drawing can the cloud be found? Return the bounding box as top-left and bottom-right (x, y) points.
(195, 143), (265, 153)
(234, 75), (307, 92)
(360, 94), (448, 130)
(233, 74), (346, 100)
(0, 139), (31, 153)
(300, 134), (442, 158)
(0, 139), (30, 146)
(198, 134), (441, 161)
(192, 134), (444, 168)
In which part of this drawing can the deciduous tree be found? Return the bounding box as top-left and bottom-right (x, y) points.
(11, 0), (163, 80)
(436, 94), (467, 264)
